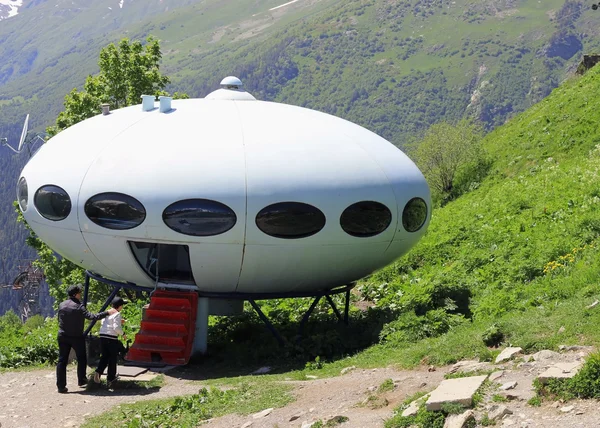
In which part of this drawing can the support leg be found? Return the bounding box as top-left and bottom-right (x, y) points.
(192, 297), (209, 355)
(344, 288), (350, 325)
(325, 294), (343, 322)
(83, 286), (121, 337)
(83, 273), (90, 306)
(248, 300), (285, 347)
(297, 296), (321, 340)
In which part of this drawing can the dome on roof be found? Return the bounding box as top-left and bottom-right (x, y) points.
(220, 76), (243, 88)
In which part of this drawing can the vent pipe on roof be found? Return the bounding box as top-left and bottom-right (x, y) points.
(100, 104), (110, 115)
(159, 96), (172, 113)
(141, 95), (155, 111)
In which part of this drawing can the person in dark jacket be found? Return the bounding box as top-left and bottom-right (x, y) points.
(56, 284), (117, 393)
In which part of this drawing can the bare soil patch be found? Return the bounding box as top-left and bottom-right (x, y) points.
(2, 355), (600, 428)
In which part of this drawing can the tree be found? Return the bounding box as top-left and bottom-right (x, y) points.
(47, 36), (175, 137)
(409, 119), (484, 201)
(27, 36), (184, 307)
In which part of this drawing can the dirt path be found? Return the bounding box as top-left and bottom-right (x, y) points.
(205, 367), (446, 428)
(1, 358), (600, 428)
(0, 367), (200, 428)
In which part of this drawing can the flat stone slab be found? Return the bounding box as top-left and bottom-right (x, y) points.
(450, 360), (495, 374)
(116, 366), (148, 377)
(489, 371), (504, 382)
(99, 365), (148, 377)
(444, 409), (474, 428)
(402, 393), (430, 417)
(252, 408), (273, 419)
(488, 404), (512, 421)
(537, 362), (583, 384)
(495, 347), (522, 364)
(426, 376), (488, 411)
(532, 350), (563, 363)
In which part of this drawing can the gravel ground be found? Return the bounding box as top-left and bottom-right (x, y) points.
(1, 354), (600, 428)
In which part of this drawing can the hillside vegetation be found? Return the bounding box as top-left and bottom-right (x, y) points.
(2, 0), (600, 306)
(359, 62), (600, 362)
(1, 0), (600, 142)
(4, 65), (600, 372)
(1, 0), (600, 306)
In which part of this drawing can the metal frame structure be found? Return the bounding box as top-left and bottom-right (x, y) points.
(83, 270), (354, 347)
(0, 261), (44, 322)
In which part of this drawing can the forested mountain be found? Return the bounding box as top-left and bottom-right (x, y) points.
(0, 0), (599, 316)
(2, 0), (599, 140)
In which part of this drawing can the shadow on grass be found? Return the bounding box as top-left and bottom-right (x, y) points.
(79, 377), (163, 396)
(170, 306), (399, 381)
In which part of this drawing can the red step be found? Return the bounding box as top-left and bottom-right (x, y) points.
(145, 309), (189, 320)
(140, 320), (189, 335)
(126, 348), (187, 366)
(134, 332), (186, 348)
(125, 290), (198, 366)
(130, 343), (186, 353)
(150, 297), (192, 309)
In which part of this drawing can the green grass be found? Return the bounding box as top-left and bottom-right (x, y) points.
(82, 380), (293, 428)
(492, 394), (508, 403)
(445, 369), (495, 380)
(378, 378), (395, 393)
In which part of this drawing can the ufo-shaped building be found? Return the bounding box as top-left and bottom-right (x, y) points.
(16, 77), (431, 359)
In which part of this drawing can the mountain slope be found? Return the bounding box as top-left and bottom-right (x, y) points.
(364, 64), (600, 360)
(1, 0), (600, 317)
(2, 0), (600, 141)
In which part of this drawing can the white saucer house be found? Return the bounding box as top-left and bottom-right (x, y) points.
(16, 77), (431, 358)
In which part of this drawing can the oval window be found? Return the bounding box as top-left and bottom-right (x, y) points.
(163, 199), (237, 236)
(34, 185), (71, 221)
(402, 198), (428, 232)
(256, 202), (326, 239)
(85, 192), (146, 230)
(17, 177), (28, 212)
(340, 201), (392, 237)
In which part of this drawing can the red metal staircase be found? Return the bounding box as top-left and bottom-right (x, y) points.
(126, 290), (198, 366)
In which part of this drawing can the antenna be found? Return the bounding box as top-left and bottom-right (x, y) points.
(17, 114), (29, 152)
(0, 114), (45, 156)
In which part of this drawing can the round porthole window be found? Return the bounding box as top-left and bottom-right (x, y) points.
(163, 199), (237, 236)
(256, 202), (326, 239)
(34, 185), (71, 221)
(85, 192), (146, 230)
(402, 198), (428, 232)
(17, 177), (28, 212)
(340, 201), (392, 237)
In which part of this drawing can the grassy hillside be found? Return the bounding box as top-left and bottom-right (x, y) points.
(352, 63), (600, 363)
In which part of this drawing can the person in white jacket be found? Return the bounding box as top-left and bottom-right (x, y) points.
(93, 297), (127, 386)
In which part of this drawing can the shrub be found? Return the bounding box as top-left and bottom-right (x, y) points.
(23, 315), (45, 333)
(535, 352), (600, 399)
(482, 324), (504, 347)
(0, 314), (59, 368)
(385, 406), (446, 428)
